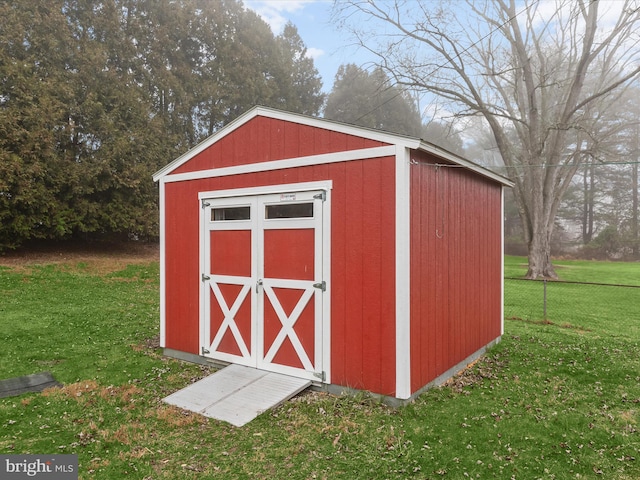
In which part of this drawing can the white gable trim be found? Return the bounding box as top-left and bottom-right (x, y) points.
(251, 106), (421, 147)
(162, 146), (397, 184)
(153, 106), (513, 189)
(153, 106), (417, 182)
(153, 109), (253, 182)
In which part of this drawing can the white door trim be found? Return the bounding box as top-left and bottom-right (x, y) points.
(198, 181), (333, 201)
(199, 182), (331, 383)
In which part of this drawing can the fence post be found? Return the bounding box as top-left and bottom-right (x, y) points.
(543, 279), (547, 320)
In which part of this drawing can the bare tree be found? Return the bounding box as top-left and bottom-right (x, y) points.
(334, 0), (640, 278)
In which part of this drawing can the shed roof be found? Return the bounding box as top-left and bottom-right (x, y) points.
(153, 105), (513, 187)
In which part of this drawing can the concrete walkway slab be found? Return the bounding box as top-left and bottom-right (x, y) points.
(163, 364), (311, 427)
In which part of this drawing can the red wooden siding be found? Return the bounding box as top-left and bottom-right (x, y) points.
(163, 156), (397, 396)
(163, 180), (201, 355)
(409, 151), (502, 393)
(171, 116), (387, 175)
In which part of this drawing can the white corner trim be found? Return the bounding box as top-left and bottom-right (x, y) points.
(158, 178), (167, 348)
(501, 186), (505, 336)
(395, 146), (412, 399)
(163, 146), (397, 184)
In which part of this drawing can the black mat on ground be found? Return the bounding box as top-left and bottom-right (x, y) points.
(0, 372), (61, 398)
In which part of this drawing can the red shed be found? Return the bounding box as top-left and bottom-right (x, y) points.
(153, 106), (513, 403)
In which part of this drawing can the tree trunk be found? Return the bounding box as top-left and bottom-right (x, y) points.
(526, 227), (557, 279)
(582, 162), (595, 244)
(514, 175), (559, 280)
(632, 147), (639, 259)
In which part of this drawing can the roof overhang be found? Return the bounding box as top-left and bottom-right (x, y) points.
(415, 140), (514, 187)
(153, 105), (514, 188)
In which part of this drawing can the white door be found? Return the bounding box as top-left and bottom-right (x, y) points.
(201, 189), (326, 382)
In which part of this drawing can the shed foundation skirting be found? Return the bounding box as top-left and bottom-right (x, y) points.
(164, 348), (212, 366)
(313, 337), (501, 407)
(164, 336), (501, 408)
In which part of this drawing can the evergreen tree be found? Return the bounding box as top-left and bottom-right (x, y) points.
(274, 22), (325, 115)
(324, 64), (421, 136)
(0, 0), (324, 250)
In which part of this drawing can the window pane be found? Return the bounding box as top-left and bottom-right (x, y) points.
(265, 203), (313, 219)
(212, 206), (250, 221)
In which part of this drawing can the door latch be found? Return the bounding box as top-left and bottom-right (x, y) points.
(256, 279), (263, 293)
(313, 281), (326, 291)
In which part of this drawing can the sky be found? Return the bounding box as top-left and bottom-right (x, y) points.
(244, 0), (637, 117)
(244, 0), (369, 93)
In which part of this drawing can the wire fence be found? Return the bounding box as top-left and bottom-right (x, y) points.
(504, 277), (640, 332)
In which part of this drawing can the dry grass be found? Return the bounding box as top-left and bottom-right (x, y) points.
(153, 405), (207, 427)
(43, 381), (143, 408)
(42, 380), (101, 400)
(0, 242), (158, 274)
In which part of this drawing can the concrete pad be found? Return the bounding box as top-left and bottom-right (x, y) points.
(163, 364), (310, 427)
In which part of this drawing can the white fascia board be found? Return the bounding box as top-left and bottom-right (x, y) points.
(152, 105), (513, 188)
(416, 141), (514, 187)
(395, 146), (412, 399)
(254, 106), (421, 149)
(164, 145), (396, 184)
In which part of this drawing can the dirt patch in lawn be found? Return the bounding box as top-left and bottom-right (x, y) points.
(0, 241), (159, 275)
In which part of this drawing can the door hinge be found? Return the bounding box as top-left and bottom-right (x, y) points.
(201, 274), (210, 282)
(313, 371), (326, 381)
(312, 280), (326, 292)
(201, 346), (210, 355)
(201, 199), (210, 208)
(313, 191), (326, 202)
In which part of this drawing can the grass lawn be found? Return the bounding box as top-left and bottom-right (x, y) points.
(504, 256), (640, 341)
(1, 253), (638, 479)
(505, 255), (640, 285)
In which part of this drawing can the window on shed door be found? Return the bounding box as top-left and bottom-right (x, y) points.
(265, 203), (313, 219)
(212, 206), (251, 221)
